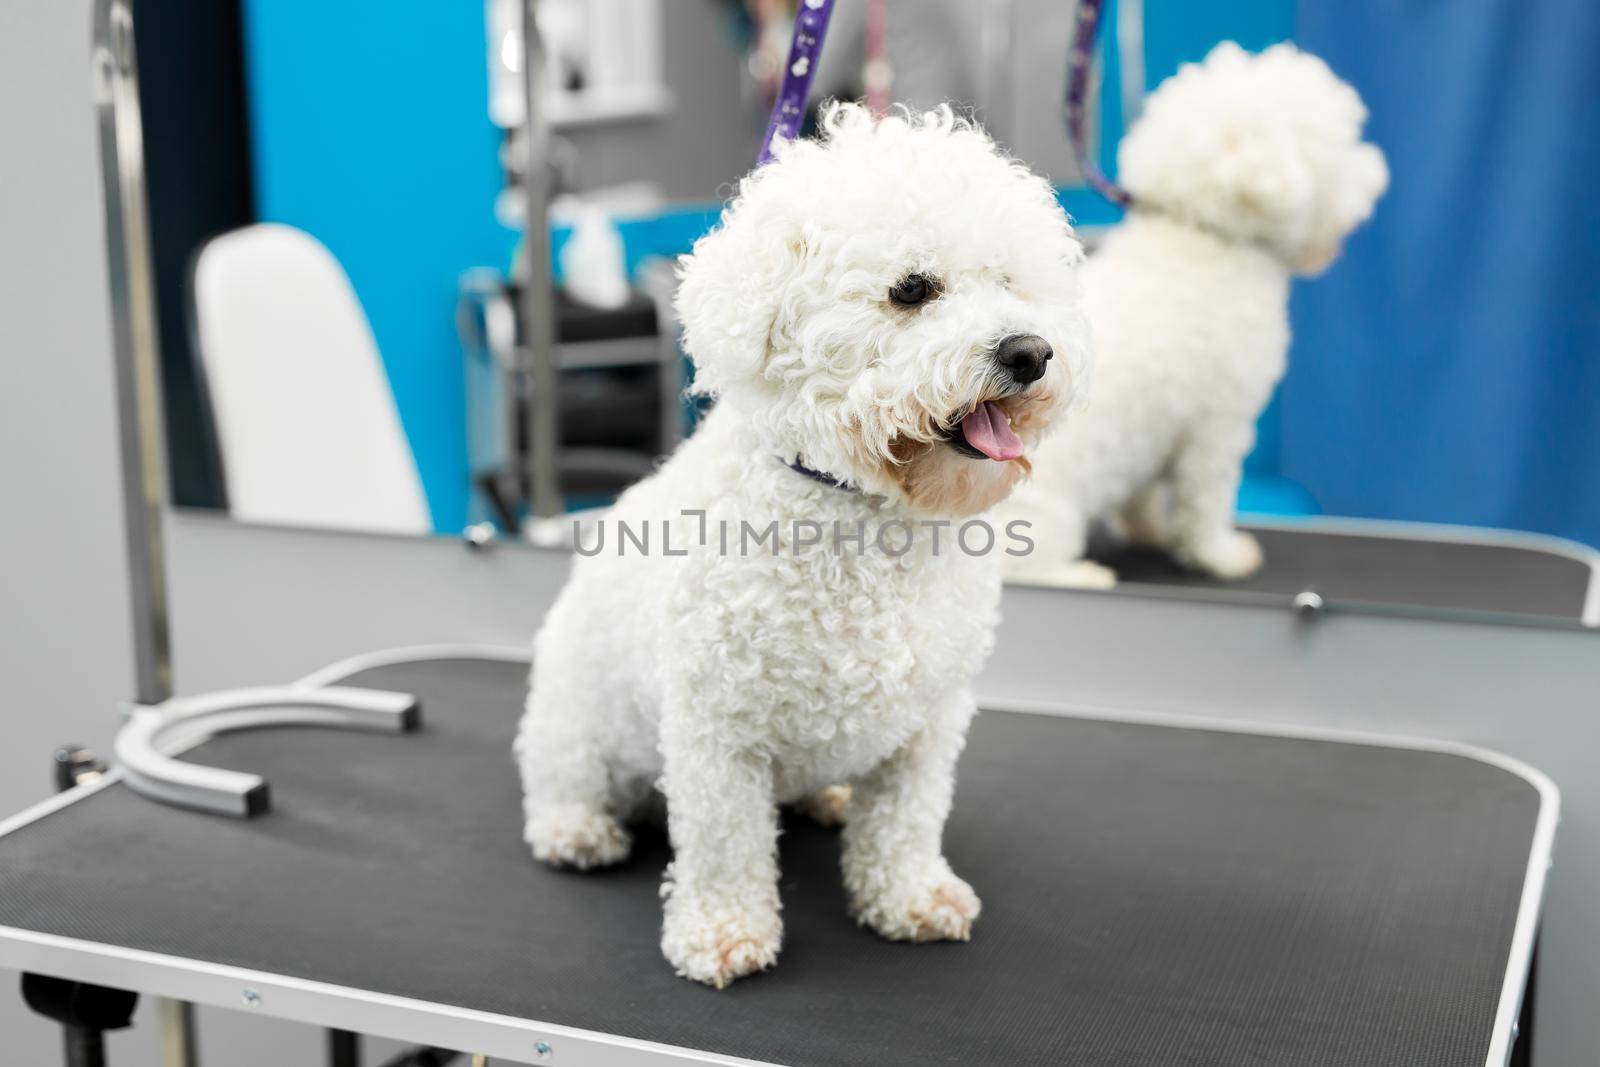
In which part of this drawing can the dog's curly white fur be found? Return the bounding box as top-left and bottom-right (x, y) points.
(1002, 42), (1388, 587)
(516, 103), (1087, 987)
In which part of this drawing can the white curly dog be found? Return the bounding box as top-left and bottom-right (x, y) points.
(1002, 42), (1388, 588)
(516, 103), (1088, 987)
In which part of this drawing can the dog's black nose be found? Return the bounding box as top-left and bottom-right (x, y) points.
(995, 334), (1052, 384)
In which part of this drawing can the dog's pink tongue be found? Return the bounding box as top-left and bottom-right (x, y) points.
(960, 401), (1025, 461)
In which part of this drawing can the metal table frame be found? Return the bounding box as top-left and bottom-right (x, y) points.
(1040, 512), (1600, 627)
(1237, 514), (1600, 626)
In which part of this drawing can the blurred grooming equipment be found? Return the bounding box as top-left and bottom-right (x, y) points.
(465, 0), (686, 537)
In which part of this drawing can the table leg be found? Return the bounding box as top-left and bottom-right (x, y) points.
(20, 973), (137, 1067)
(376, 1049), (459, 1066)
(328, 1028), (361, 1067)
(156, 998), (197, 1067)
(63, 1025), (109, 1067)
(1510, 938), (1539, 1067)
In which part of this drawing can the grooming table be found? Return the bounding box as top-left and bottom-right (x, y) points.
(1091, 518), (1600, 624)
(0, 650), (1554, 1067)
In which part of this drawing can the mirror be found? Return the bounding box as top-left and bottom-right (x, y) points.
(123, 0), (1596, 630)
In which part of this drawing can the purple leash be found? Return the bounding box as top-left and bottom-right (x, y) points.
(753, 1), (851, 489)
(1064, 0), (1134, 207)
(757, 0), (838, 165)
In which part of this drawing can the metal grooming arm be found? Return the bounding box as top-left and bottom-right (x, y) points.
(516, 0), (562, 523)
(114, 687), (420, 817)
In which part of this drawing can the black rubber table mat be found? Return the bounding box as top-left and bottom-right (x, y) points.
(1091, 524), (1593, 620)
(0, 659), (1542, 1067)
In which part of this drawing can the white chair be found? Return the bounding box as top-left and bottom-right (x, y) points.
(191, 223), (432, 535)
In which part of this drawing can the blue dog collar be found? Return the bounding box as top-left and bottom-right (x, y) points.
(784, 458), (856, 493)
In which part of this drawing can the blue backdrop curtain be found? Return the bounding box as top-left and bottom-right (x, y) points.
(1285, 1), (1600, 548)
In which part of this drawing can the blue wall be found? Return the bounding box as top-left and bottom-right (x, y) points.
(1143, 0), (1294, 81)
(241, 1), (518, 531)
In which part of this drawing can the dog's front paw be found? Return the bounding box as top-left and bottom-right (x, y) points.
(853, 871), (981, 943)
(662, 896), (782, 989)
(1183, 529), (1264, 580)
(794, 784), (852, 828)
(524, 805), (632, 870)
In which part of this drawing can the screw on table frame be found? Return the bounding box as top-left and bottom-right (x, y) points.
(52, 746), (108, 793)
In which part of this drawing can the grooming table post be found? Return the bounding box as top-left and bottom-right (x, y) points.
(515, 0), (561, 523)
(21, 973), (138, 1067)
(157, 999), (196, 1067)
(93, 0), (201, 1058)
(327, 1028), (360, 1067)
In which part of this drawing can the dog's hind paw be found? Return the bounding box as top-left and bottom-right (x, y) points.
(1003, 555), (1120, 589)
(663, 906), (782, 989)
(1183, 529), (1264, 581)
(794, 784), (852, 828)
(525, 806), (632, 870)
(1058, 560), (1119, 589)
(854, 872), (982, 943)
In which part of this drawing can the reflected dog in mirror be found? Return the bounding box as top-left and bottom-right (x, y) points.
(1002, 42), (1388, 588)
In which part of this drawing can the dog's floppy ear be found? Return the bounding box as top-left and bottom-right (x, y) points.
(675, 190), (805, 400)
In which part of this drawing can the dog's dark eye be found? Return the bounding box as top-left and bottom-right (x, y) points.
(889, 273), (934, 307)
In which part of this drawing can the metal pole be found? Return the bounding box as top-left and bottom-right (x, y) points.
(21, 974), (137, 1067)
(92, 4), (197, 1064)
(92, 0), (173, 708)
(327, 1029), (362, 1067)
(516, 0), (562, 521)
(63, 1026), (109, 1067)
(1115, 0), (1148, 127)
(978, 0), (1014, 146)
(157, 999), (197, 1067)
